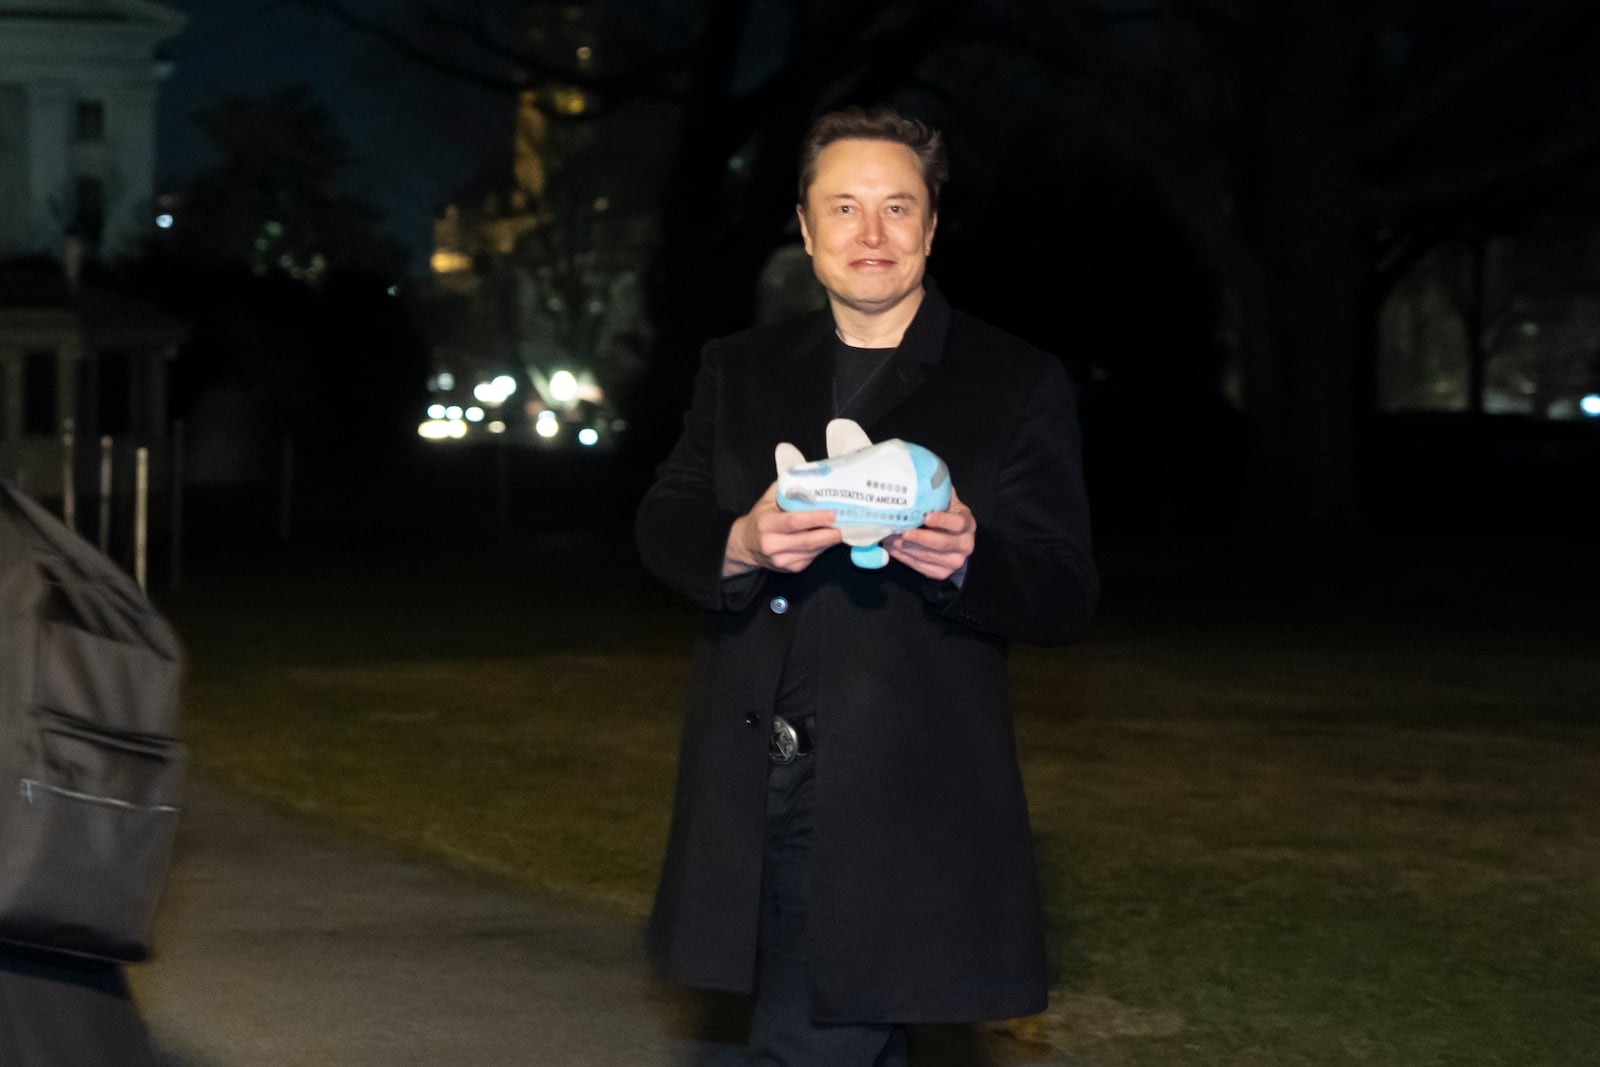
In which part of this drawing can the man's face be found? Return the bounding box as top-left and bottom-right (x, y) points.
(798, 138), (937, 317)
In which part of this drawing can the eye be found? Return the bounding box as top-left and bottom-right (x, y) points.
(835, 203), (854, 215)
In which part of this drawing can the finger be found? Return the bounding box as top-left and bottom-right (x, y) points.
(890, 539), (960, 569)
(764, 527), (842, 555)
(921, 506), (973, 532)
(886, 544), (954, 581)
(899, 526), (963, 551)
(767, 509), (838, 531)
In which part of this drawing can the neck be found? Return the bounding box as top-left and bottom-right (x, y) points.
(830, 285), (925, 349)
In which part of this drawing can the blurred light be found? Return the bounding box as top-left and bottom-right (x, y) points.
(465, 406), (485, 422)
(265, 220), (284, 237)
(474, 376), (518, 405)
(1581, 394), (1600, 417)
(387, 285), (398, 297)
(427, 404), (446, 419)
(487, 420), (507, 434)
(549, 370), (577, 403)
(446, 405), (463, 419)
(535, 416), (560, 439)
(1521, 322), (1540, 338)
(155, 213), (174, 229)
(431, 250), (472, 274)
(418, 419), (467, 440)
(576, 45), (593, 62)
(610, 418), (627, 432)
(436, 372), (456, 390)
(578, 427), (599, 446)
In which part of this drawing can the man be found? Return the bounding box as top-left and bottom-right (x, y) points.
(636, 105), (1096, 1065)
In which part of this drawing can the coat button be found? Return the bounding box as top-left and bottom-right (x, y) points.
(745, 712), (759, 727)
(769, 595), (789, 614)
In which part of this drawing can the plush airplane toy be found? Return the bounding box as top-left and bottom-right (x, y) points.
(774, 418), (952, 569)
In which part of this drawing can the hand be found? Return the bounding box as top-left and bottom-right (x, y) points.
(724, 483), (843, 576)
(885, 487), (975, 582)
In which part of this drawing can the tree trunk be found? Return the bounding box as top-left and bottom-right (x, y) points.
(1238, 3), (1369, 549)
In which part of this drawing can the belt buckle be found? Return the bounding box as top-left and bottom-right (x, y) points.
(769, 716), (800, 765)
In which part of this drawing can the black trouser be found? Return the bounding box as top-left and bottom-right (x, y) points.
(0, 950), (158, 1067)
(747, 744), (908, 1067)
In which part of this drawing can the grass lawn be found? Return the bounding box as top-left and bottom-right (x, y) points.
(163, 536), (1600, 1066)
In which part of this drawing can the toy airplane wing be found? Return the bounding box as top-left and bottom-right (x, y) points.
(774, 441), (806, 475)
(826, 418), (872, 458)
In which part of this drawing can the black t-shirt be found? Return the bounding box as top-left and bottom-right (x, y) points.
(831, 339), (895, 421)
(772, 339), (897, 722)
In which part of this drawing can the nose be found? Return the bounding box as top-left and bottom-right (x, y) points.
(859, 213), (884, 247)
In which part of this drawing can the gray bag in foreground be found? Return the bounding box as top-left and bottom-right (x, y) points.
(0, 480), (187, 963)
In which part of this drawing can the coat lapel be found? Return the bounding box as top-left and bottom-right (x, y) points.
(847, 282), (950, 437)
(767, 311), (836, 462)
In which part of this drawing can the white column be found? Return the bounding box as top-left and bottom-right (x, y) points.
(58, 332), (84, 436)
(106, 81), (159, 258)
(24, 81), (73, 257)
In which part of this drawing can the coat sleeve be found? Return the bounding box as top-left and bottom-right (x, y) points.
(635, 341), (768, 613)
(933, 354), (1098, 645)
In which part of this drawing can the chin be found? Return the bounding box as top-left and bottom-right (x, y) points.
(832, 279), (922, 312)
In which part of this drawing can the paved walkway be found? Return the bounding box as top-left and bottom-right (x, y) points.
(131, 781), (1074, 1067)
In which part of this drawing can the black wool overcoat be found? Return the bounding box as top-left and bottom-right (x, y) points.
(635, 284), (1097, 1024)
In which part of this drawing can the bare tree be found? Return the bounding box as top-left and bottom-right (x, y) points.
(1031, 0), (1600, 540)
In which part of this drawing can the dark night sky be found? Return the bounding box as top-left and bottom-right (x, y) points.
(157, 0), (513, 273)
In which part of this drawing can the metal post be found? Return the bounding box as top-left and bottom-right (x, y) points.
(135, 447), (149, 592)
(98, 435), (113, 553)
(496, 436), (510, 548)
(61, 418), (76, 532)
(1466, 232), (1488, 416)
(169, 420), (184, 590)
(279, 433), (294, 541)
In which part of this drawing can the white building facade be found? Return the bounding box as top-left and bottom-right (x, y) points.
(0, 0), (186, 502)
(0, 0), (185, 261)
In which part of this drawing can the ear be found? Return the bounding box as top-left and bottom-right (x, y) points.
(924, 211), (938, 255)
(797, 205), (814, 255)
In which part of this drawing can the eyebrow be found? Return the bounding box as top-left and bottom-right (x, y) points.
(821, 192), (922, 203)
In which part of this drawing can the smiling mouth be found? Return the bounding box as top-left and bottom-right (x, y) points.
(852, 258), (896, 268)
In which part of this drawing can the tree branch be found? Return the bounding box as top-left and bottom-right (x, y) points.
(279, 0), (694, 110)
(1369, 119), (1600, 213)
(276, 0), (524, 92)
(1363, 1), (1586, 158)
(1030, 1), (1265, 304)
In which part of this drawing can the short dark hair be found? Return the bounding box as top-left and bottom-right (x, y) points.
(797, 105), (948, 214)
